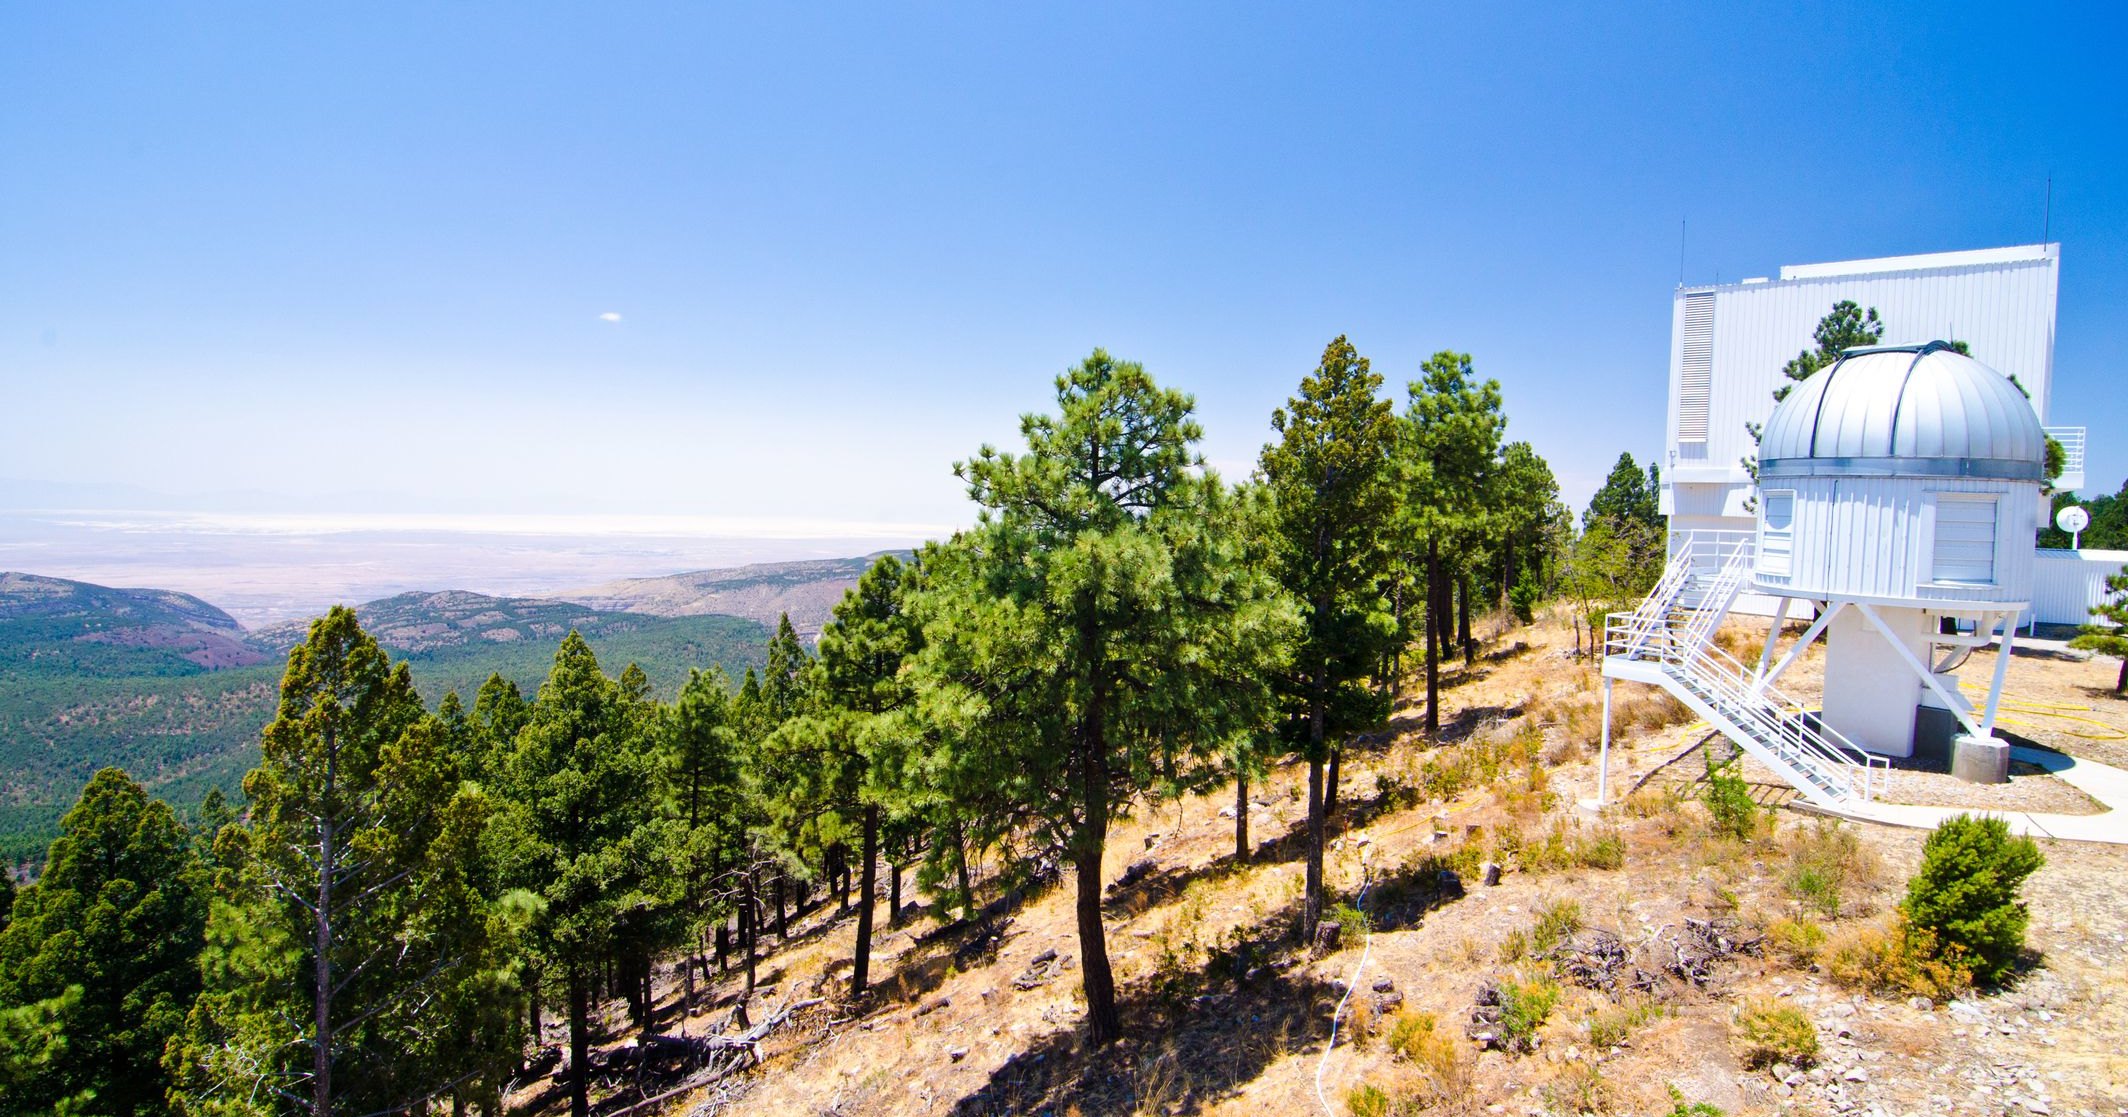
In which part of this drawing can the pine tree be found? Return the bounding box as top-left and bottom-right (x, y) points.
(168, 607), (516, 1117)
(1258, 336), (1398, 940)
(2069, 565), (2128, 693)
(1403, 351), (1506, 738)
(807, 554), (922, 997)
(660, 668), (741, 1025)
(1583, 452), (1662, 532)
(1, 987), (90, 1115)
(916, 350), (1292, 1043)
(1492, 442), (1563, 616)
(0, 768), (206, 1117)
(493, 631), (661, 1117)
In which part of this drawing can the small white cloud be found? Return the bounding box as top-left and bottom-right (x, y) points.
(599, 312), (622, 322)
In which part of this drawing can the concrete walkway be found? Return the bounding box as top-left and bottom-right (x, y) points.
(1802, 746), (2128, 845)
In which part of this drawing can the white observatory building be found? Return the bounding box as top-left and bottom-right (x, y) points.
(1601, 341), (2047, 808)
(1753, 342), (2043, 778)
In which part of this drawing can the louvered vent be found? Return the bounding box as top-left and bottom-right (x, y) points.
(1676, 293), (1715, 442)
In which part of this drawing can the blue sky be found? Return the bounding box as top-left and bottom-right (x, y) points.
(3, 2), (2123, 534)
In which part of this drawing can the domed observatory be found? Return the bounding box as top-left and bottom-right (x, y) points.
(1751, 342), (2045, 781)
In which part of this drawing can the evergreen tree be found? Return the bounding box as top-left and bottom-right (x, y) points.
(168, 608), (515, 1117)
(1258, 336), (1398, 940)
(1, 987), (91, 1116)
(1583, 452), (1662, 532)
(916, 351), (1291, 1044)
(493, 631), (661, 1117)
(2069, 565), (2128, 694)
(0, 768), (206, 1117)
(1402, 351), (1505, 738)
(784, 554), (922, 997)
(1492, 442), (1563, 617)
(660, 668), (741, 1024)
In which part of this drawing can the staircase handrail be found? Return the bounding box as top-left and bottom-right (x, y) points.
(1609, 615), (1886, 800)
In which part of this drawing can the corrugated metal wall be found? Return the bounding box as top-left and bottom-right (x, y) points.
(1667, 254), (2059, 486)
(1754, 477), (2035, 604)
(2033, 549), (2127, 627)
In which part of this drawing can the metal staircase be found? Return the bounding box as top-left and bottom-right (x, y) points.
(1604, 534), (1887, 807)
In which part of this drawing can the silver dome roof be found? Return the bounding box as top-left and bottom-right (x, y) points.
(1758, 342), (2046, 481)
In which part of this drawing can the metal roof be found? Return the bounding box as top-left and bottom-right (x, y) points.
(1758, 343), (2047, 481)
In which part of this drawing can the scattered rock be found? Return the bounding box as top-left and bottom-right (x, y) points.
(1372, 976), (1396, 993)
(914, 995), (951, 1018)
(947, 1046), (968, 1062)
(1908, 996), (1935, 1012)
(1480, 862), (1504, 886)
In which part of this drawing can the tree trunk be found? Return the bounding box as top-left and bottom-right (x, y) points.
(1425, 538), (1442, 738)
(527, 985), (542, 1054)
(1324, 743), (1342, 816)
(2117, 655), (2126, 694)
(853, 805), (879, 998)
(1458, 571), (1474, 665)
(742, 875), (758, 998)
(774, 874), (788, 941)
(715, 920), (728, 972)
(1304, 757), (1326, 943)
(954, 823), (973, 919)
(567, 966), (591, 1117)
(313, 726), (337, 1117)
(1234, 768), (1250, 862)
(890, 858), (903, 928)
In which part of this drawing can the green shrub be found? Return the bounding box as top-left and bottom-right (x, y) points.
(1701, 755), (1762, 840)
(1346, 1083), (1391, 1117)
(1530, 898), (1582, 956)
(1901, 814), (2044, 984)
(1497, 977), (1559, 1052)
(1579, 828), (1626, 870)
(1586, 999), (1661, 1049)
(1509, 573), (1540, 624)
(1783, 818), (1874, 918)
(1330, 902), (1373, 945)
(1736, 997), (1819, 1068)
(1766, 916), (1828, 966)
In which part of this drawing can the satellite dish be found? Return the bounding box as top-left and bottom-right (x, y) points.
(2057, 505), (2090, 549)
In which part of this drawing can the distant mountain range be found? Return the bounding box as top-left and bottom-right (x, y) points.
(562, 551), (900, 638)
(0, 553), (885, 865)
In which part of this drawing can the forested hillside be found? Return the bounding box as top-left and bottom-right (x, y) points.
(0, 584), (768, 864)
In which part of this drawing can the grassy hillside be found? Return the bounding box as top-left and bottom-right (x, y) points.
(0, 581), (768, 866)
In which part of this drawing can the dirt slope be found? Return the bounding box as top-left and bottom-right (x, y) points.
(523, 611), (2128, 1117)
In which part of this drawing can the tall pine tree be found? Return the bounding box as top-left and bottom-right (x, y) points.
(1402, 352), (1505, 738)
(916, 351), (1291, 1043)
(0, 768), (206, 1117)
(169, 608), (516, 1117)
(1258, 336), (1398, 940)
(493, 632), (661, 1117)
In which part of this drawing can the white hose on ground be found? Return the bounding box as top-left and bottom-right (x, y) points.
(1313, 857), (1376, 1117)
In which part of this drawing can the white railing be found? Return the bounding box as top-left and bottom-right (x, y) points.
(1606, 612), (1889, 802)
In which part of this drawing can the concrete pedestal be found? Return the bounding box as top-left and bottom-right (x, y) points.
(1951, 734), (2011, 785)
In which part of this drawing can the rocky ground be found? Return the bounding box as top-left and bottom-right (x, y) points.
(510, 610), (2128, 1117)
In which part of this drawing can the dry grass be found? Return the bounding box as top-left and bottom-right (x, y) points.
(562, 610), (2128, 1117)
